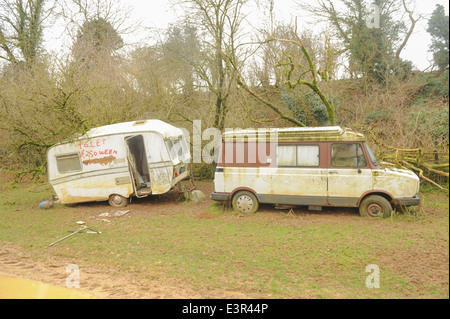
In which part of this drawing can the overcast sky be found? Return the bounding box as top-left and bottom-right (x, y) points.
(46, 0), (449, 71)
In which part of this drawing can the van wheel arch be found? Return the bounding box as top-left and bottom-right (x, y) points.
(230, 187), (258, 200)
(358, 191), (393, 207)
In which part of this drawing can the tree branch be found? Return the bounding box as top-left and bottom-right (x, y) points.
(395, 0), (420, 60)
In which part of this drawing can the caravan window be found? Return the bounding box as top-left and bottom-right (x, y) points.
(180, 137), (189, 157)
(167, 136), (188, 159)
(56, 153), (82, 174)
(166, 140), (177, 158)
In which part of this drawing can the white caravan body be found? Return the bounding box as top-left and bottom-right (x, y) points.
(47, 120), (190, 206)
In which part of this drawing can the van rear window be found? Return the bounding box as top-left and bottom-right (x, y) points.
(276, 145), (320, 167)
(56, 153), (82, 174)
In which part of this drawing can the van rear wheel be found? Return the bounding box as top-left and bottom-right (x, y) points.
(359, 195), (392, 218)
(232, 191), (259, 214)
(108, 194), (128, 207)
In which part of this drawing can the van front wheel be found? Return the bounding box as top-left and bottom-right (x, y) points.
(359, 195), (392, 218)
(232, 191), (259, 214)
(109, 194), (128, 207)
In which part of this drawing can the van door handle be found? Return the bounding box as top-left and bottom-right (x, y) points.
(329, 171), (339, 174)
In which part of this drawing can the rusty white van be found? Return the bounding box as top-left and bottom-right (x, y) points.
(47, 120), (190, 207)
(211, 126), (420, 217)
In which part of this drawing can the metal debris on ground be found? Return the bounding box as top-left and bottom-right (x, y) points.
(98, 210), (130, 217)
(47, 221), (101, 247)
(178, 178), (204, 203)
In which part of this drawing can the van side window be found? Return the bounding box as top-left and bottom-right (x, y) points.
(277, 146), (296, 166)
(276, 145), (320, 167)
(56, 153), (82, 173)
(297, 145), (320, 166)
(331, 143), (367, 167)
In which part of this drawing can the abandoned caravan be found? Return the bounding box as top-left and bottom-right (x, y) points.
(47, 120), (190, 207)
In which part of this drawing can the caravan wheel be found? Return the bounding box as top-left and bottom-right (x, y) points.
(108, 194), (129, 207)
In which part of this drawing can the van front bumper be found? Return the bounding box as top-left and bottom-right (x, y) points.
(211, 192), (230, 201)
(396, 195), (420, 207)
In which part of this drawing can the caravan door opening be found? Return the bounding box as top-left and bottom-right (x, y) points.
(125, 135), (151, 197)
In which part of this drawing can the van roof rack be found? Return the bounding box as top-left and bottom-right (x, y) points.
(222, 126), (365, 142)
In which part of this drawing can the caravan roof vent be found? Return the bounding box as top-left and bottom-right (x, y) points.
(133, 120), (147, 126)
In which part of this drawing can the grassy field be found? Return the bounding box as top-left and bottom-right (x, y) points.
(0, 177), (448, 299)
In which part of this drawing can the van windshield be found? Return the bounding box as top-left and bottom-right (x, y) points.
(364, 142), (379, 166)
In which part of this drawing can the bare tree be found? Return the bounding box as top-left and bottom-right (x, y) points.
(0, 0), (55, 66)
(226, 16), (339, 127)
(395, 0), (420, 60)
(54, 0), (141, 54)
(299, 0), (417, 82)
(174, 0), (248, 131)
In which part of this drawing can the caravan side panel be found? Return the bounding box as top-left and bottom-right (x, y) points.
(52, 172), (133, 204)
(48, 135), (133, 204)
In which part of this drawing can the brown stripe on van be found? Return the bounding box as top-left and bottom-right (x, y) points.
(82, 155), (116, 166)
(219, 142), (274, 167)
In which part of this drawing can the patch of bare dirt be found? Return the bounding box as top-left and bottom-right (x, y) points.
(0, 241), (251, 299)
(378, 245), (449, 296)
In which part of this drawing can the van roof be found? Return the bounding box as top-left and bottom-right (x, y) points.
(222, 126), (366, 142)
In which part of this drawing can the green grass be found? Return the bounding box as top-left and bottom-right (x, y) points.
(0, 183), (448, 298)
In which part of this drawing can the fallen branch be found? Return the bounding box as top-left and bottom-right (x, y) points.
(400, 161), (449, 193)
(362, 126), (449, 191)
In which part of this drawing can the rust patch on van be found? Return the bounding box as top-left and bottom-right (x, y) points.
(82, 155), (116, 166)
(59, 189), (105, 204)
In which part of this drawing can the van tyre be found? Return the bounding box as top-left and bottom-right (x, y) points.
(232, 191), (259, 214)
(109, 194), (128, 207)
(359, 195), (392, 218)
